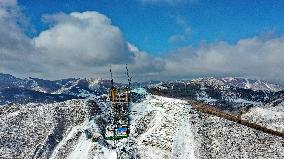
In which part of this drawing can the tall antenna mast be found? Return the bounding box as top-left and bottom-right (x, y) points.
(125, 64), (132, 90)
(110, 64), (113, 87)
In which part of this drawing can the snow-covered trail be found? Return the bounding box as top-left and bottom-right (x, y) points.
(67, 135), (93, 159)
(172, 113), (196, 159)
(128, 95), (197, 159)
(50, 126), (81, 159)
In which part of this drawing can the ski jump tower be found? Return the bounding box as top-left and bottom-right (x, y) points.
(105, 64), (131, 140)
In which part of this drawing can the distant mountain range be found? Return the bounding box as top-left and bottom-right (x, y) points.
(194, 77), (283, 92)
(0, 73), (283, 105)
(0, 73), (112, 104)
(147, 77), (284, 114)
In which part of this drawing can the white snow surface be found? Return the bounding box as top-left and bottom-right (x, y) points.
(242, 100), (284, 132)
(66, 134), (93, 159)
(2, 94), (284, 158)
(129, 95), (195, 158)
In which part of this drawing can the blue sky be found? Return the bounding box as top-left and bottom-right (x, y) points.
(19, 0), (284, 54)
(1, 0), (284, 81)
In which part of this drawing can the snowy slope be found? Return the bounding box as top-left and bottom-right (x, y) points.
(242, 99), (284, 132)
(50, 95), (196, 159)
(191, 108), (284, 159)
(0, 100), (88, 159)
(129, 95), (194, 159)
(2, 90), (284, 159)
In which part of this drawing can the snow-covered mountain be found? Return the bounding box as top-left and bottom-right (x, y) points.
(1, 73), (283, 105)
(194, 77), (283, 92)
(0, 74), (115, 104)
(241, 91), (284, 132)
(1, 93), (284, 159)
(147, 77), (284, 115)
(1, 74), (284, 158)
(0, 100), (88, 158)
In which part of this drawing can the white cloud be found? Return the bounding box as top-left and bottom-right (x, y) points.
(163, 36), (284, 81)
(0, 3), (164, 80)
(0, 0), (43, 77)
(1, 1), (284, 82)
(33, 11), (164, 79)
(35, 12), (133, 65)
(0, 0), (17, 7)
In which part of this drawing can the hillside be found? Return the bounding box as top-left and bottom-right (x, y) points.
(1, 93), (284, 158)
(1, 74), (284, 158)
